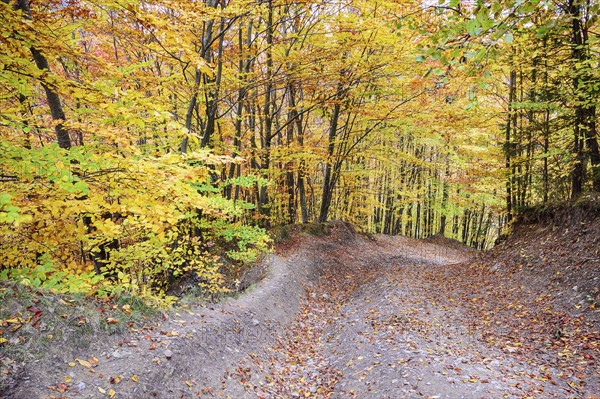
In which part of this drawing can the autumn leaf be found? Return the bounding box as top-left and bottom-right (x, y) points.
(109, 376), (121, 384)
(76, 359), (92, 369)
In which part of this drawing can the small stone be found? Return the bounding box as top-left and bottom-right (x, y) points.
(112, 350), (132, 359)
(252, 319), (260, 326)
(164, 349), (173, 359)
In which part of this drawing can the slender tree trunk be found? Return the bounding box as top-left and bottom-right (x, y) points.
(181, 0), (220, 153)
(439, 156), (450, 235)
(568, 0), (598, 197)
(258, 0), (274, 220)
(226, 20), (252, 199)
(201, 16), (225, 148)
(285, 85), (299, 224)
(318, 100), (342, 223)
(542, 38), (550, 203)
(181, 70), (200, 154)
(505, 70), (516, 221)
(12, 0), (71, 149)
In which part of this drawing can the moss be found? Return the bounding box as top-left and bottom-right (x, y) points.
(300, 222), (332, 237)
(269, 222), (333, 244)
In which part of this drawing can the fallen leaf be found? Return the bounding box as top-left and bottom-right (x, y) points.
(76, 358), (92, 369)
(56, 383), (69, 393)
(132, 375), (138, 383)
(10, 324), (22, 333)
(26, 306), (43, 328)
(98, 386), (106, 394)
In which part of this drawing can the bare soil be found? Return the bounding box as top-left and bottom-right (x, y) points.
(1, 216), (598, 399)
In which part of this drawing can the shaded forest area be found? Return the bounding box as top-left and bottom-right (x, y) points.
(0, 0), (599, 300)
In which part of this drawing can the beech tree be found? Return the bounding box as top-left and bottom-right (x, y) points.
(3, 0), (597, 299)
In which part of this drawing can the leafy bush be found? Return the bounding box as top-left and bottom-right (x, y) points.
(0, 142), (271, 305)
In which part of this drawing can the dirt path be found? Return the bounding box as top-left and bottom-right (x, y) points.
(239, 233), (598, 399)
(323, 261), (571, 399)
(3, 224), (598, 398)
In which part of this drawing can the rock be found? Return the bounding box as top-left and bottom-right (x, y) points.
(164, 349), (173, 359)
(112, 350), (132, 359)
(252, 319), (260, 326)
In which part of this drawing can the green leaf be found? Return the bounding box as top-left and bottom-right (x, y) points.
(467, 19), (481, 36)
(503, 32), (514, 44)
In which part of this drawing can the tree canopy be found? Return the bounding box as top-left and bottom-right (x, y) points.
(1, 0), (598, 302)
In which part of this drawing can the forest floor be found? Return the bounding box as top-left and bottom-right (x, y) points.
(1, 215), (599, 399)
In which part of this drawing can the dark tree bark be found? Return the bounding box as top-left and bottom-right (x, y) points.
(568, 0), (599, 197)
(11, 0), (72, 149)
(318, 100), (342, 223)
(504, 70), (517, 221)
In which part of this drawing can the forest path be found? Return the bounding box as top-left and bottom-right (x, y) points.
(3, 223), (598, 398)
(241, 233), (596, 399)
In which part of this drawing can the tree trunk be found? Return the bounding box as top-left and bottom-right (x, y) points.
(258, 0), (274, 220)
(318, 100), (342, 223)
(13, 0), (71, 149)
(568, 0), (598, 197)
(505, 70), (516, 221)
